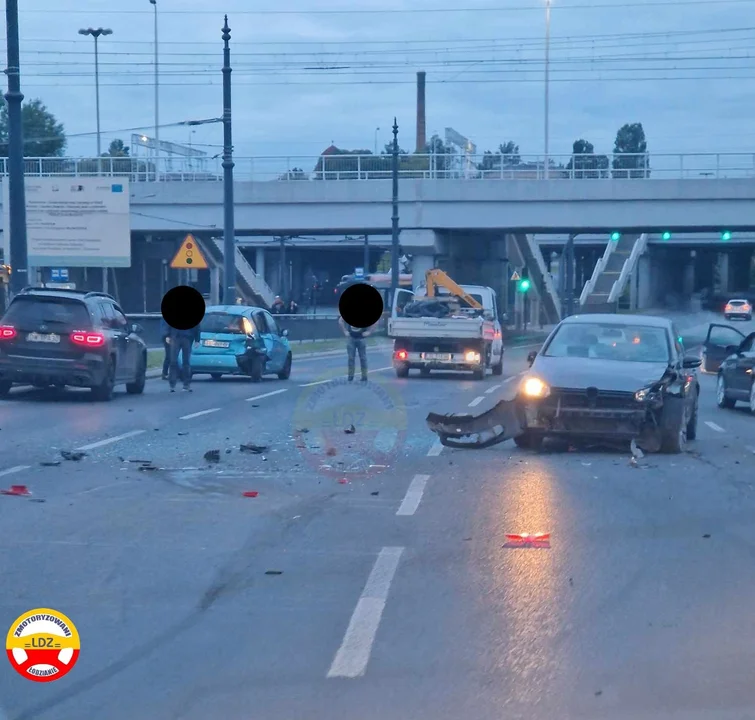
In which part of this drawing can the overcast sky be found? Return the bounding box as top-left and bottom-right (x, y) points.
(4, 0), (753, 176)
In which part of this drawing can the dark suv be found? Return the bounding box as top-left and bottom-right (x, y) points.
(0, 288), (148, 401)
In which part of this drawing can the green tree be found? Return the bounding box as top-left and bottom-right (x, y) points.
(612, 122), (649, 179)
(567, 138), (609, 178)
(104, 138), (129, 157)
(477, 141), (520, 174)
(376, 251), (392, 273)
(0, 98), (66, 157)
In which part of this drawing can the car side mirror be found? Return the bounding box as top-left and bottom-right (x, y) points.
(281, 329), (289, 337)
(130, 323), (143, 335)
(682, 354), (702, 369)
(527, 350), (537, 367)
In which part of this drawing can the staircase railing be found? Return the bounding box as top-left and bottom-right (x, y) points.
(608, 233), (648, 303)
(579, 239), (616, 305)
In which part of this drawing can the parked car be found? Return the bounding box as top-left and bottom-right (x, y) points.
(0, 287), (147, 400)
(701, 322), (755, 413)
(191, 304), (292, 381)
(723, 298), (752, 321)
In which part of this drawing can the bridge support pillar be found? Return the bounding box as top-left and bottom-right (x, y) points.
(683, 254), (695, 299)
(715, 252), (729, 293)
(410, 253), (435, 291)
(635, 254), (653, 310)
(255, 247), (266, 283)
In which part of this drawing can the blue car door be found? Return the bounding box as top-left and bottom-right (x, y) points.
(253, 310), (276, 372)
(263, 310), (286, 370)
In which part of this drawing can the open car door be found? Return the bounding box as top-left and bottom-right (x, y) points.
(702, 323), (745, 373)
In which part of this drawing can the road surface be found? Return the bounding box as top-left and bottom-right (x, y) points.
(0, 313), (753, 720)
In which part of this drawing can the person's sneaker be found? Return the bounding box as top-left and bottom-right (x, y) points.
(182, 386), (192, 392)
(361, 376), (368, 382)
(170, 386), (176, 393)
(347, 376), (354, 382)
(161, 374), (168, 381)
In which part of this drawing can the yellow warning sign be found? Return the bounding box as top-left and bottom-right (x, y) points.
(510, 270), (521, 281)
(170, 234), (208, 270)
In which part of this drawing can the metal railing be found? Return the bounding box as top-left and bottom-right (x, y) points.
(580, 240), (616, 305)
(608, 233), (648, 304)
(3, 153), (755, 183)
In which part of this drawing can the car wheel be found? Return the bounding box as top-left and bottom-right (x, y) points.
(126, 355), (147, 395)
(492, 356), (503, 376)
(210, 373), (223, 380)
(686, 395), (698, 441)
(661, 414), (687, 454)
(92, 357), (116, 401)
(0, 380), (11, 398)
(395, 364), (409, 378)
(514, 431), (543, 451)
(277, 353), (292, 380)
(749, 380), (755, 415)
(716, 374), (736, 409)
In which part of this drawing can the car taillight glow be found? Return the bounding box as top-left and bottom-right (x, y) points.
(0, 325), (16, 340)
(725, 304), (733, 312)
(395, 349), (408, 360)
(70, 331), (105, 347)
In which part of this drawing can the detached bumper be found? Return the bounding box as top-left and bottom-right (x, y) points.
(0, 353), (107, 387)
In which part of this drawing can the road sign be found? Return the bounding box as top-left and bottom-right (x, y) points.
(50, 268), (69, 282)
(355, 267), (365, 278)
(511, 270), (521, 281)
(170, 234), (208, 270)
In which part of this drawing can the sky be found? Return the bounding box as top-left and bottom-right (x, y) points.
(2, 0), (753, 178)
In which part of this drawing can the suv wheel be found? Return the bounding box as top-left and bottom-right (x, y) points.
(126, 354), (147, 395)
(0, 380), (11, 398)
(92, 357), (116, 401)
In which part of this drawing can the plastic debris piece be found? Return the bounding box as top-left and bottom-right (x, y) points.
(265, 570), (283, 575)
(60, 450), (86, 461)
(344, 424), (356, 434)
(204, 450), (220, 463)
(40, 461), (61, 467)
(242, 491), (259, 498)
(240, 443), (268, 454)
(702, 533), (711, 539)
(297, 427), (310, 433)
(1, 485), (31, 496)
(503, 532), (551, 548)
(630, 438), (644, 460)
(370, 491), (379, 496)
(338, 478), (349, 484)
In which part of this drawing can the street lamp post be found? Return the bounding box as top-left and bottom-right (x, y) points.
(221, 16), (236, 305)
(544, 0), (551, 179)
(390, 119), (400, 302)
(149, 0), (160, 180)
(5, 0), (29, 296)
(374, 127), (380, 155)
(79, 26), (112, 293)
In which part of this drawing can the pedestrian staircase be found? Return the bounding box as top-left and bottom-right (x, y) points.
(198, 237), (275, 309)
(508, 233), (562, 324)
(579, 233), (646, 312)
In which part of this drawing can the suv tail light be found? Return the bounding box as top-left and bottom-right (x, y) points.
(70, 330), (105, 348)
(395, 349), (408, 360)
(0, 325), (16, 340)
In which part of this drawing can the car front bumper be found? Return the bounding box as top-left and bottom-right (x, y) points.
(521, 403), (649, 438)
(191, 348), (266, 375)
(0, 352), (108, 387)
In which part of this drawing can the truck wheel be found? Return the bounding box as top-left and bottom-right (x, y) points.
(395, 364), (409, 378)
(514, 431), (543, 451)
(492, 355), (503, 376)
(472, 366), (485, 380)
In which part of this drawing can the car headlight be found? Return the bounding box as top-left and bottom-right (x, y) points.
(634, 386), (661, 402)
(464, 350), (481, 363)
(521, 376), (550, 398)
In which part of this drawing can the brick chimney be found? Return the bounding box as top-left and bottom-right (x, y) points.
(416, 71), (426, 153)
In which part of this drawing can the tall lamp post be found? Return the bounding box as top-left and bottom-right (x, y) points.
(544, 0), (551, 180)
(221, 16), (236, 305)
(5, 0), (29, 296)
(149, 0), (160, 180)
(79, 26), (112, 293)
(390, 119), (400, 304)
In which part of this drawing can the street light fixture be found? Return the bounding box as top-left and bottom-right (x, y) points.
(78, 28), (112, 158)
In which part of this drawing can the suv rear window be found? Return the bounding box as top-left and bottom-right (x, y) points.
(3, 297), (92, 329)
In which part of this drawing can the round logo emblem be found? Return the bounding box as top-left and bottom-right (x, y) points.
(292, 373), (407, 479)
(6, 608), (80, 682)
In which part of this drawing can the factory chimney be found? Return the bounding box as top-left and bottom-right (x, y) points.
(416, 71), (426, 153)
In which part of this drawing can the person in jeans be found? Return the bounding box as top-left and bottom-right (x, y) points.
(167, 323), (201, 392)
(339, 317), (373, 382)
(159, 318), (172, 381)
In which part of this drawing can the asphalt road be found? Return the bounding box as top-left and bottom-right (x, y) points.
(1, 312), (754, 720)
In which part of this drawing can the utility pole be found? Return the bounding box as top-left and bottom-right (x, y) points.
(390, 118), (400, 304)
(5, 0), (28, 296)
(278, 236), (287, 299)
(564, 233), (576, 317)
(363, 235), (369, 274)
(149, 0), (160, 181)
(221, 16), (236, 305)
(544, 0), (551, 180)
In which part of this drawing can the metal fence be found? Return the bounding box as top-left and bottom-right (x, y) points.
(4, 153), (755, 183)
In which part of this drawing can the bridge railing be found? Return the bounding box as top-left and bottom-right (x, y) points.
(2, 153), (755, 183)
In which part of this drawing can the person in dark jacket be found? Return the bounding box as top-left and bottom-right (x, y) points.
(167, 323), (201, 392)
(288, 299), (298, 314)
(159, 318), (171, 380)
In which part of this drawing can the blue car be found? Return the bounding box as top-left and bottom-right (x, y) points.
(191, 305), (292, 382)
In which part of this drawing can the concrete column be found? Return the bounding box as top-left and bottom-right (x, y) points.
(716, 252), (729, 293)
(411, 253), (434, 291)
(635, 254), (653, 309)
(683, 257), (695, 300)
(255, 247), (265, 279)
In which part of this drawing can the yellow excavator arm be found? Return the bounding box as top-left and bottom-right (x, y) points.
(424, 269), (483, 310)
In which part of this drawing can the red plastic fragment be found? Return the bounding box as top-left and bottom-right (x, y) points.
(242, 491), (259, 498)
(338, 478), (349, 484)
(1, 485), (31, 496)
(504, 532), (550, 548)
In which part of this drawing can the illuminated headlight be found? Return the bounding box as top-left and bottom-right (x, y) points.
(464, 350), (481, 363)
(634, 387), (658, 402)
(521, 376), (550, 398)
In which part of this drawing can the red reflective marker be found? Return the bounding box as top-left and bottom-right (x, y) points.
(504, 532), (550, 548)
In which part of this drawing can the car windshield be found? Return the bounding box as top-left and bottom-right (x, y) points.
(2, 297), (91, 329)
(544, 322), (670, 363)
(200, 312), (251, 335)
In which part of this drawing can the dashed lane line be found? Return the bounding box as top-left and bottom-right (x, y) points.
(299, 366), (394, 388)
(245, 388), (288, 402)
(485, 384), (502, 394)
(704, 420), (725, 433)
(747, 446), (755, 455)
(468, 396), (485, 407)
(0, 465), (30, 478)
(397, 474), (430, 516)
(427, 440), (444, 456)
(76, 430), (146, 451)
(327, 546), (404, 679)
(180, 408), (221, 420)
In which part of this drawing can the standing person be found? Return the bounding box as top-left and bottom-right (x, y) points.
(339, 317), (373, 382)
(288, 298), (298, 315)
(271, 296), (284, 314)
(159, 317), (171, 381)
(167, 322), (201, 392)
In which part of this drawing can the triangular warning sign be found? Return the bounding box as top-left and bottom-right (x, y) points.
(511, 270), (521, 281)
(170, 234), (208, 270)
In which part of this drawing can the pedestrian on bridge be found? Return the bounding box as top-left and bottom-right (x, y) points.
(339, 317), (373, 382)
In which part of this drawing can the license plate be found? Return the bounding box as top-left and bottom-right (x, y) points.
(423, 352), (451, 361)
(27, 332), (60, 343)
(203, 339), (229, 348)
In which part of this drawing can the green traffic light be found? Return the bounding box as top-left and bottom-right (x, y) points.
(610, 232), (621, 241)
(661, 231), (672, 241)
(519, 279), (531, 292)
(721, 231), (732, 241)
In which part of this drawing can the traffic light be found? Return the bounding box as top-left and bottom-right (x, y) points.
(661, 231), (672, 241)
(610, 232), (621, 241)
(518, 278), (531, 293)
(721, 230), (732, 241)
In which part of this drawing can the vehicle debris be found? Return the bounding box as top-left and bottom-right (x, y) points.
(60, 450), (87, 461)
(240, 443), (268, 454)
(344, 424), (356, 434)
(242, 491), (259, 497)
(40, 461), (61, 467)
(1, 485), (31, 496)
(503, 533), (551, 548)
(204, 450), (220, 463)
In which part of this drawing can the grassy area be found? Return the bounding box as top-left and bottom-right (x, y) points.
(146, 348), (164, 370)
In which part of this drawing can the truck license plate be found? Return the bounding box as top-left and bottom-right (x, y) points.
(424, 352), (451, 361)
(27, 332), (60, 343)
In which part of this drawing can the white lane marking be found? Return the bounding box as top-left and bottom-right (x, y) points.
(747, 446), (755, 455)
(180, 408), (221, 420)
(327, 546), (404, 678)
(76, 430), (145, 451)
(75, 480), (132, 496)
(427, 440), (444, 456)
(0, 465), (30, 478)
(397, 474), (430, 516)
(245, 388), (288, 402)
(704, 420), (725, 433)
(468, 396), (485, 407)
(299, 366), (393, 388)
(485, 384), (502, 394)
